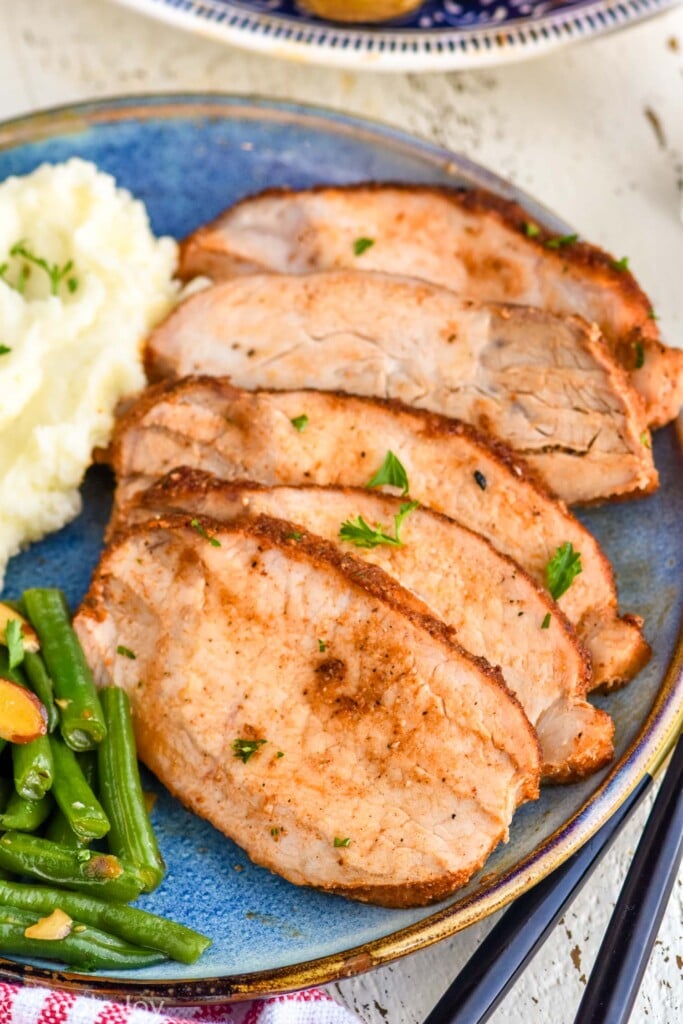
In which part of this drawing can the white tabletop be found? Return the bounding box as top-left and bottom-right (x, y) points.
(0, 1), (681, 1020)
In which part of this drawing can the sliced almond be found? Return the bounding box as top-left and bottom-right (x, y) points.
(0, 604), (39, 654)
(0, 675), (48, 743)
(24, 908), (73, 941)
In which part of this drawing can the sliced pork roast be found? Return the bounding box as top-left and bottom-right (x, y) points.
(178, 185), (683, 428)
(131, 470), (613, 782)
(109, 379), (650, 690)
(144, 271), (656, 505)
(74, 515), (541, 907)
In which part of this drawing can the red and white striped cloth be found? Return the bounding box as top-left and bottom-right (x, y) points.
(0, 984), (360, 1024)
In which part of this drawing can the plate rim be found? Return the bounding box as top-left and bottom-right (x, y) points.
(0, 93), (681, 1003)
(107, 0), (680, 72)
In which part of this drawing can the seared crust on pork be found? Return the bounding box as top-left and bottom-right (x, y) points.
(74, 514), (540, 907)
(109, 378), (650, 689)
(131, 469), (614, 782)
(178, 184), (683, 427)
(144, 271), (657, 505)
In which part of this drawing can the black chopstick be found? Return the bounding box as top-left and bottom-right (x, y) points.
(423, 773), (654, 1024)
(573, 730), (683, 1024)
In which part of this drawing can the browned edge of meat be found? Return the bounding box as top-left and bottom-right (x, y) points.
(108, 377), (651, 691)
(108, 374), (556, 498)
(129, 468), (615, 784)
(142, 271), (658, 506)
(76, 512), (541, 907)
(178, 182), (683, 428)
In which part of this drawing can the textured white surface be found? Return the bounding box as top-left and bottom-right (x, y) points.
(0, 1), (681, 1019)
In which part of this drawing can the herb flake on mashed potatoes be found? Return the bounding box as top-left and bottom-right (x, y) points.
(0, 158), (179, 588)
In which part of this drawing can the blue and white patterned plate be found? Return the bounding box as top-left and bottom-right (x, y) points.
(0, 95), (681, 1001)
(111, 0), (678, 70)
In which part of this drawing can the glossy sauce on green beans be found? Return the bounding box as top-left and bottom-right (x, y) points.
(0, 880), (211, 964)
(98, 687), (165, 891)
(0, 905), (165, 970)
(23, 589), (106, 750)
(0, 832), (146, 902)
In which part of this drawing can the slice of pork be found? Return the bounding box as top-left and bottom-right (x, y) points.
(144, 271), (656, 506)
(130, 470), (613, 782)
(74, 515), (540, 907)
(109, 378), (650, 690)
(178, 185), (683, 428)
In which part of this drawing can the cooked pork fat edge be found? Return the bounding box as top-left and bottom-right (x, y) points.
(109, 378), (650, 690)
(131, 470), (614, 783)
(74, 515), (541, 907)
(177, 185), (683, 428)
(144, 271), (657, 506)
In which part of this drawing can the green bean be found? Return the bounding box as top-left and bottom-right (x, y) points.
(45, 808), (88, 848)
(0, 832), (146, 902)
(45, 752), (99, 847)
(0, 880), (211, 964)
(0, 905), (166, 970)
(50, 736), (110, 841)
(23, 651), (59, 732)
(0, 649), (53, 800)
(0, 791), (53, 832)
(78, 749), (98, 789)
(23, 590), (106, 751)
(12, 738), (53, 801)
(98, 688), (165, 892)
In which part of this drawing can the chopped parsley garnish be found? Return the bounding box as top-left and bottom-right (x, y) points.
(546, 233), (579, 250)
(276, 751), (285, 759)
(0, 345), (10, 356)
(8, 240), (78, 296)
(541, 612), (551, 630)
(353, 237), (375, 257)
(0, 262), (28, 295)
(116, 645), (137, 660)
(290, 414), (309, 432)
(271, 827), (280, 837)
(640, 431), (651, 449)
(190, 518), (221, 547)
(334, 837), (351, 848)
(546, 542), (582, 601)
(524, 222), (540, 238)
(648, 309), (659, 321)
(5, 618), (24, 670)
(318, 639), (327, 652)
(339, 500), (419, 550)
(633, 341), (645, 369)
(611, 257), (629, 271)
(286, 530), (303, 541)
(366, 451), (410, 495)
(232, 738), (267, 763)
(473, 470), (487, 491)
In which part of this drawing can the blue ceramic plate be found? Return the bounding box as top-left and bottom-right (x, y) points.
(110, 0), (678, 71)
(0, 95), (681, 1002)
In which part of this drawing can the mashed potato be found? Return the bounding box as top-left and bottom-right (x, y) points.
(0, 158), (178, 588)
